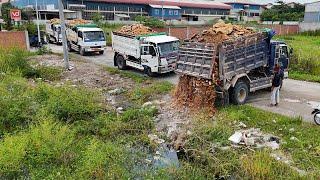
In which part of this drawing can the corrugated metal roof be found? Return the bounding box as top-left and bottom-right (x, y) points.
(149, 4), (181, 9)
(88, 0), (231, 9)
(220, 0), (263, 6)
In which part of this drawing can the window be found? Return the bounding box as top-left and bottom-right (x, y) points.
(174, 10), (179, 15)
(169, 10), (173, 15)
(155, 9), (159, 15)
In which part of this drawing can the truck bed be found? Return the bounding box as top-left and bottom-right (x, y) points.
(112, 32), (141, 59)
(176, 32), (270, 82)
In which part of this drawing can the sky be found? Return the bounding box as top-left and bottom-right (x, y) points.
(215, 0), (319, 4)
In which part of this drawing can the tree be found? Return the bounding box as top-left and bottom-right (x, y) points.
(92, 12), (104, 26)
(1, 2), (15, 30)
(261, 2), (305, 22)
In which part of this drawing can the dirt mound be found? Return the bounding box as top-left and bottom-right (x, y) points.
(117, 24), (156, 36)
(174, 75), (217, 114)
(175, 22), (255, 112)
(190, 21), (255, 43)
(67, 19), (90, 27)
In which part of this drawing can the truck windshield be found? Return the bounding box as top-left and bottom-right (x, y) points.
(83, 31), (105, 42)
(158, 41), (179, 56)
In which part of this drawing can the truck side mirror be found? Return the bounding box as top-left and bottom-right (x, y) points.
(290, 48), (293, 55)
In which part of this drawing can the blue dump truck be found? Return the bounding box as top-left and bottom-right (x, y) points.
(175, 30), (290, 105)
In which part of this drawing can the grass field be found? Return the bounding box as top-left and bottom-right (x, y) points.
(277, 35), (320, 82)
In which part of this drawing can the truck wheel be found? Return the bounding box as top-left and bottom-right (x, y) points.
(79, 46), (85, 56)
(99, 51), (104, 55)
(67, 41), (73, 52)
(231, 80), (249, 105)
(146, 67), (156, 77)
(314, 112), (320, 125)
(117, 55), (126, 70)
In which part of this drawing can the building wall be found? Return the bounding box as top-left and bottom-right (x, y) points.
(0, 31), (29, 50)
(227, 3), (263, 22)
(149, 8), (181, 20)
(304, 2), (320, 23)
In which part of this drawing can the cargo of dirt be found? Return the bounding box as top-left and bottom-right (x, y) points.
(117, 24), (156, 36)
(174, 21), (255, 112)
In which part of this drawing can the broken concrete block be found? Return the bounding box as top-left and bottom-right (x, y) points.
(244, 137), (255, 146)
(228, 131), (243, 144)
(265, 141), (280, 150)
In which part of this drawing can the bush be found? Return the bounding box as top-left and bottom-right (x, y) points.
(34, 84), (104, 122)
(35, 66), (63, 81)
(135, 15), (165, 28)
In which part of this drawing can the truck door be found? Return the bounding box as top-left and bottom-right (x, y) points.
(141, 45), (159, 72)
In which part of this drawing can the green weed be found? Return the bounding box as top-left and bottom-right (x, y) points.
(289, 71), (320, 83)
(104, 66), (150, 83)
(35, 66), (63, 81)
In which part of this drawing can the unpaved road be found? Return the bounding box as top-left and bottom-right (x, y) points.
(48, 44), (320, 123)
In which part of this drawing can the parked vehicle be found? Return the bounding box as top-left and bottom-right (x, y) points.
(29, 31), (47, 47)
(46, 22), (62, 44)
(312, 105), (320, 125)
(66, 24), (106, 56)
(175, 31), (291, 105)
(112, 32), (179, 76)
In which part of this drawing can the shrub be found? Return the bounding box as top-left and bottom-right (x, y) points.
(34, 85), (103, 122)
(135, 15), (165, 28)
(35, 66), (63, 81)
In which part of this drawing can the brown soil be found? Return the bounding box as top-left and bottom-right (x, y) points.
(117, 24), (156, 36)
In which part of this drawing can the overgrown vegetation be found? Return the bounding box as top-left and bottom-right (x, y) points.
(175, 106), (320, 178)
(277, 34), (320, 82)
(261, 1), (304, 22)
(104, 66), (150, 83)
(135, 15), (165, 28)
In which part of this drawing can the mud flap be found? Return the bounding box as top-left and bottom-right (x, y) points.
(215, 86), (229, 107)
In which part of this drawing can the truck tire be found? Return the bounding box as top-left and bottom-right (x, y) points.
(116, 55), (126, 70)
(79, 46), (85, 56)
(146, 67), (156, 77)
(67, 41), (73, 52)
(99, 50), (104, 55)
(231, 80), (249, 105)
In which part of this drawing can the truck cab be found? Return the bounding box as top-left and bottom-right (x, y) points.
(67, 25), (106, 55)
(46, 23), (62, 44)
(140, 35), (180, 74)
(112, 32), (179, 76)
(270, 41), (290, 78)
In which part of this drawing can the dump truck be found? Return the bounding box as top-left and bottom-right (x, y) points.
(66, 22), (106, 56)
(175, 31), (290, 105)
(46, 19), (62, 44)
(112, 32), (180, 76)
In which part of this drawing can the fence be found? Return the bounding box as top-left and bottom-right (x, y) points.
(299, 22), (320, 32)
(154, 24), (299, 40)
(0, 31), (29, 50)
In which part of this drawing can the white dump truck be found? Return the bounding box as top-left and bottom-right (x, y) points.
(46, 20), (62, 44)
(112, 32), (179, 76)
(66, 24), (106, 55)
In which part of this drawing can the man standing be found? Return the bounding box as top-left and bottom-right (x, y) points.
(271, 64), (284, 106)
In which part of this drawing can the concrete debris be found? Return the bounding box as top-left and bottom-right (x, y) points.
(108, 88), (125, 95)
(238, 122), (247, 128)
(116, 107), (124, 114)
(229, 128), (280, 150)
(290, 136), (299, 141)
(142, 101), (153, 108)
(289, 128), (295, 132)
(148, 134), (165, 144)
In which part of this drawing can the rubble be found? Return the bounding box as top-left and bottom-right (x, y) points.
(190, 21), (255, 43)
(117, 24), (156, 36)
(148, 134), (165, 144)
(174, 75), (217, 114)
(228, 128), (281, 150)
(108, 88), (125, 96)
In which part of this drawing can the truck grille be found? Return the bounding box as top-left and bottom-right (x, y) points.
(90, 46), (102, 48)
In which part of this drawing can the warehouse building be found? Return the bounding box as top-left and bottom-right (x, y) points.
(300, 1), (320, 31)
(222, 0), (265, 22)
(12, 0), (231, 21)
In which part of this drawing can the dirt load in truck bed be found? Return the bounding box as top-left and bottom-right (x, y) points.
(117, 24), (156, 36)
(174, 22), (255, 113)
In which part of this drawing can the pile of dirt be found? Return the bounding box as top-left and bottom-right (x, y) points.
(190, 21), (255, 43)
(175, 22), (255, 112)
(174, 75), (217, 114)
(67, 19), (90, 27)
(49, 18), (60, 24)
(117, 24), (156, 36)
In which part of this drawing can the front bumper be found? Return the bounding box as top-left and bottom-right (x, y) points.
(159, 63), (176, 74)
(85, 47), (105, 52)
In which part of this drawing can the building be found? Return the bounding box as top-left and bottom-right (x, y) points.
(12, 0), (231, 22)
(303, 1), (320, 23)
(222, 0), (264, 22)
(300, 1), (320, 32)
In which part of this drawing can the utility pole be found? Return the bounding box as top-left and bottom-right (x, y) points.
(58, 0), (70, 70)
(162, 0), (164, 21)
(35, 0), (41, 46)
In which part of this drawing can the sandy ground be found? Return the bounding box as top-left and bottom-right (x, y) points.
(47, 44), (320, 123)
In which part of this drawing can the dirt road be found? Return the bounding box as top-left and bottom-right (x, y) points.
(48, 44), (320, 123)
